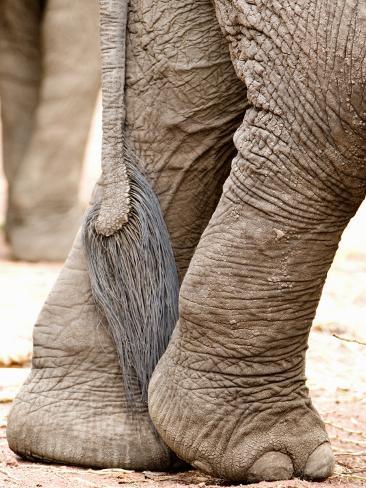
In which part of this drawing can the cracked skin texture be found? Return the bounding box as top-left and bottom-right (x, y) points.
(8, 0), (366, 482)
(7, 231), (175, 469)
(125, 0), (247, 280)
(7, 0), (247, 471)
(149, 0), (366, 482)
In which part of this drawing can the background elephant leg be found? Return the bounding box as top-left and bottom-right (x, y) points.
(0, 0), (43, 236)
(7, 0), (247, 470)
(149, 0), (366, 482)
(7, 0), (100, 261)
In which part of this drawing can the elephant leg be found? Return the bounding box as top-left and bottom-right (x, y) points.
(149, 0), (366, 482)
(7, 0), (247, 469)
(6, 0), (100, 261)
(125, 0), (247, 281)
(0, 0), (43, 232)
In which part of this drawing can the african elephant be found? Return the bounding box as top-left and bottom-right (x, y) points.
(0, 0), (100, 261)
(6, 0), (365, 483)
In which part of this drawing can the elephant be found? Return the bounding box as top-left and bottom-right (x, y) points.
(6, 0), (365, 483)
(0, 0), (100, 261)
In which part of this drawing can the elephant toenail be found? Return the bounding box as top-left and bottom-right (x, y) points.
(303, 443), (335, 480)
(247, 451), (294, 482)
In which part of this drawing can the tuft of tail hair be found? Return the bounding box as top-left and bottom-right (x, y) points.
(82, 0), (179, 406)
(83, 142), (179, 405)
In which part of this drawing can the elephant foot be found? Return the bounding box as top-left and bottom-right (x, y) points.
(149, 331), (334, 482)
(148, 199), (337, 482)
(7, 231), (177, 470)
(6, 204), (83, 262)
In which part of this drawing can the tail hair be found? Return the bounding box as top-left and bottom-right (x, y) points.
(83, 146), (179, 404)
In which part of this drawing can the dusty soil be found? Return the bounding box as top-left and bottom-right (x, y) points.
(1, 107), (366, 486)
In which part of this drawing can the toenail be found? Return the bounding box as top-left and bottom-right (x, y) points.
(247, 451), (294, 482)
(303, 442), (335, 480)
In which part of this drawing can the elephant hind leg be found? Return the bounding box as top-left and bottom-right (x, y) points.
(6, 230), (178, 470)
(148, 0), (366, 482)
(6, 0), (247, 471)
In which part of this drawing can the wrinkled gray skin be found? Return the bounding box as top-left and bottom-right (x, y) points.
(0, 0), (100, 261)
(7, 0), (366, 483)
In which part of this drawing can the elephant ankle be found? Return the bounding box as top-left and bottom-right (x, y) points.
(149, 328), (333, 481)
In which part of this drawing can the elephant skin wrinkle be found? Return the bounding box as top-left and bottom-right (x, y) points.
(8, 0), (365, 483)
(7, 0), (246, 471)
(149, 0), (364, 482)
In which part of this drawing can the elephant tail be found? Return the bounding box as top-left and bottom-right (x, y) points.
(82, 0), (179, 405)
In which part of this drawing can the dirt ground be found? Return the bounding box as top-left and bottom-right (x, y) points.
(0, 109), (366, 486)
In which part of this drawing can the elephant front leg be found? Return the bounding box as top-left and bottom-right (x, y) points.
(0, 0), (42, 239)
(6, 0), (100, 261)
(149, 0), (366, 482)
